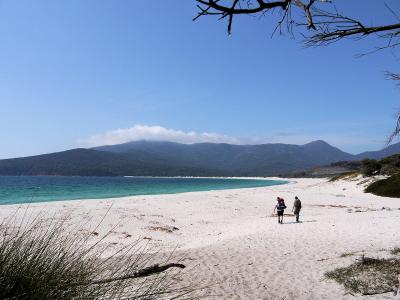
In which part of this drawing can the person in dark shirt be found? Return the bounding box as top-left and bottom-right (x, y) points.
(292, 196), (302, 222)
(274, 197), (286, 224)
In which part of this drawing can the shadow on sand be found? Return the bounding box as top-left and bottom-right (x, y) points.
(281, 220), (317, 225)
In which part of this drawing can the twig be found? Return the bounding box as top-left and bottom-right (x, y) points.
(91, 263), (186, 285)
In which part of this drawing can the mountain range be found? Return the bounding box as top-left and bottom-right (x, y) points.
(0, 140), (399, 177)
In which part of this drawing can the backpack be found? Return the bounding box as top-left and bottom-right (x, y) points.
(278, 199), (287, 210)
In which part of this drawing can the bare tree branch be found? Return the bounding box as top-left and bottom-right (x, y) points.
(194, 0), (400, 50)
(386, 72), (400, 145)
(194, 1), (400, 143)
(305, 10), (400, 47)
(387, 113), (400, 145)
(194, 0), (291, 34)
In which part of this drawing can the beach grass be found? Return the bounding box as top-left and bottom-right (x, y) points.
(391, 247), (400, 256)
(340, 251), (358, 258)
(325, 256), (400, 296)
(0, 211), (196, 300)
(329, 171), (360, 182)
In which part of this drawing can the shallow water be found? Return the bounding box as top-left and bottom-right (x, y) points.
(0, 176), (287, 205)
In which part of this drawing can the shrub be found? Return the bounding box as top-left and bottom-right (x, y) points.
(379, 154), (400, 166)
(379, 154), (400, 175)
(361, 159), (382, 177)
(365, 174), (400, 198)
(391, 247), (400, 256)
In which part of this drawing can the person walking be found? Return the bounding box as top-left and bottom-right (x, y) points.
(292, 196), (302, 222)
(274, 197), (286, 224)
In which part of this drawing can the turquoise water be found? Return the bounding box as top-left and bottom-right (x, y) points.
(0, 176), (287, 205)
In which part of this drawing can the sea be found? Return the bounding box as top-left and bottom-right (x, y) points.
(0, 176), (287, 205)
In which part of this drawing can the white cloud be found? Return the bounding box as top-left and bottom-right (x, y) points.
(78, 124), (241, 147)
(77, 124), (384, 154)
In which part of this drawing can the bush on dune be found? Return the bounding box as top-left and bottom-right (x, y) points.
(0, 213), (196, 300)
(379, 154), (400, 175)
(326, 154), (400, 197)
(361, 159), (382, 177)
(365, 174), (400, 198)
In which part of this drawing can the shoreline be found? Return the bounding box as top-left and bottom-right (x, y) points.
(0, 176), (289, 206)
(0, 177), (399, 299)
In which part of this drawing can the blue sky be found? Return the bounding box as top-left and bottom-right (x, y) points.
(0, 0), (399, 158)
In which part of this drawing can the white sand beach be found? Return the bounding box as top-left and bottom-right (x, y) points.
(1, 177), (399, 299)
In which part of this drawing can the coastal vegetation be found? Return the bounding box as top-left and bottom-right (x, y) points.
(361, 154), (400, 197)
(339, 252), (358, 258)
(391, 248), (400, 256)
(325, 256), (400, 296)
(328, 171), (359, 182)
(0, 214), (194, 300)
(365, 174), (400, 198)
(360, 159), (382, 177)
(325, 153), (400, 197)
(362, 154), (400, 177)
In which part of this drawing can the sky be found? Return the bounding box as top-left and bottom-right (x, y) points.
(0, 0), (400, 159)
